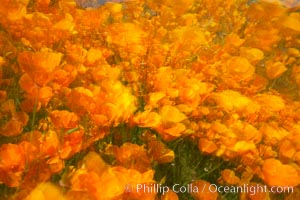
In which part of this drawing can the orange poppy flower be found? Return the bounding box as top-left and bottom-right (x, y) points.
(160, 105), (187, 124)
(47, 155), (64, 173)
(224, 33), (245, 52)
(18, 51), (62, 86)
(265, 61), (287, 79)
(230, 120), (261, 143)
(38, 86), (53, 106)
(90, 114), (109, 126)
(19, 73), (39, 96)
(248, 75), (268, 94)
(157, 122), (186, 141)
(148, 140), (175, 163)
(258, 144), (277, 159)
(151, 67), (174, 92)
(0, 143), (25, 172)
(102, 89), (137, 125)
(212, 90), (254, 113)
(281, 14), (300, 32)
(161, 190), (179, 200)
(255, 94), (285, 112)
(19, 141), (38, 163)
(133, 110), (162, 128)
(231, 141), (257, 155)
(191, 180), (218, 200)
(240, 152), (260, 168)
(0, 143), (25, 187)
(279, 139), (296, 161)
(225, 56), (255, 81)
(0, 111), (29, 137)
(21, 160), (53, 189)
(112, 167), (156, 200)
(50, 110), (79, 130)
(90, 64), (109, 82)
(39, 130), (59, 158)
(164, 0), (195, 15)
(221, 169), (240, 185)
(82, 151), (108, 176)
(240, 47), (264, 64)
(113, 143), (151, 172)
(198, 138), (218, 154)
(67, 87), (96, 115)
(53, 13), (75, 33)
(169, 26), (208, 51)
(262, 158), (300, 187)
(52, 64), (77, 89)
(1, 99), (16, 114)
(246, 23), (280, 51)
(96, 168), (130, 200)
(70, 169), (103, 195)
(70, 166), (156, 200)
(64, 43), (87, 63)
(146, 92), (166, 109)
(178, 79), (214, 109)
(106, 22), (147, 56)
(0, 0), (28, 21)
(20, 98), (42, 113)
(85, 47), (109, 65)
(60, 131), (83, 159)
(247, 1), (286, 22)
(259, 123), (290, 146)
(239, 182), (270, 200)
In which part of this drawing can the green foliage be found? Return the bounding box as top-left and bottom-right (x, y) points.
(154, 137), (239, 200)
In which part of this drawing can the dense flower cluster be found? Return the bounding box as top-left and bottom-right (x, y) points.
(0, 0), (300, 199)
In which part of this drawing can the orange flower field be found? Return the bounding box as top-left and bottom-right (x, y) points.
(0, 0), (300, 199)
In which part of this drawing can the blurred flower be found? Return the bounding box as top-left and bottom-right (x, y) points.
(240, 47), (264, 64)
(212, 90), (260, 115)
(25, 182), (65, 200)
(266, 61), (287, 80)
(53, 13), (75, 33)
(262, 158), (300, 187)
(239, 182), (270, 200)
(69, 152), (156, 200)
(259, 123), (290, 146)
(281, 13), (300, 32)
(106, 22), (147, 56)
